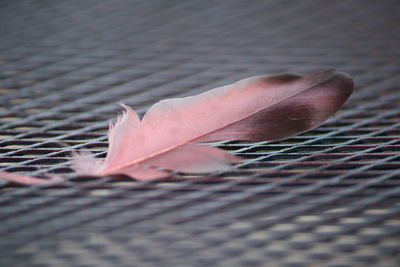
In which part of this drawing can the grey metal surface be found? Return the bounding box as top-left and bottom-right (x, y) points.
(0, 0), (399, 266)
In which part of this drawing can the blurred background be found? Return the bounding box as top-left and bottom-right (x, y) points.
(1, 0), (399, 266)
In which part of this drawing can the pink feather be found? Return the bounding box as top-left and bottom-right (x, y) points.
(0, 69), (354, 184)
(74, 69), (354, 180)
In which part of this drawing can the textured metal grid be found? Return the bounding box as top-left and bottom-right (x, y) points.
(0, 0), (399, 266)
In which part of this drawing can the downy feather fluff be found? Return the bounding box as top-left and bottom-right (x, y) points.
(1, 69), (354, 184)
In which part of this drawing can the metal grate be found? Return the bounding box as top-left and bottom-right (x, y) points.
(1, 0), (399, 266)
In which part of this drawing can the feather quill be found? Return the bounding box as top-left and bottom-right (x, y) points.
(0, 69), (354, 184)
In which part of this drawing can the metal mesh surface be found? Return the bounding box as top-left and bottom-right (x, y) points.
(1, 0), (399, 266)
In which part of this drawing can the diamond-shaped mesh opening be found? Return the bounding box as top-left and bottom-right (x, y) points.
(1, 0), (399, 266)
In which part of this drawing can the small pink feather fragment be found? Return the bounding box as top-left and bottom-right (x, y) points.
(0, 170), (52, 185)
(0, 69), (354, 184)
